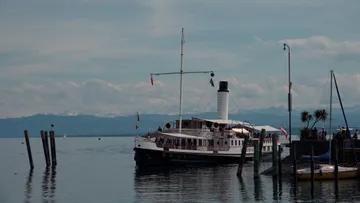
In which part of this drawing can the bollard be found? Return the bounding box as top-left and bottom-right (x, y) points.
(253, 141), (260, 179)
(49, 131), (57, 166)
(237, 136), (249, 177)
(272, 134), (278, 176)
(258, 129), (266, 163)
(24, 130), (34, 170)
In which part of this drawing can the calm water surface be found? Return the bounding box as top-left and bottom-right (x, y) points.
(1, 137), (360, 203)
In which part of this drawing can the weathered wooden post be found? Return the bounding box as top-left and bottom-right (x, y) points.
(278, 145), (282, 180)
(41, 131), (50, 167)
(272, 134), (278, 176)
(253, 141), (260, 179)
(24, 130), (34, 170)
(49, 131), (57, 166)
(237, 136), (249, 177)
(258, 129), (266, 163)
(310, 145), (315, 198)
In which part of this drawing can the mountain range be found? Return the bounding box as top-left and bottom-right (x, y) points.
(1, 106), (359, 138)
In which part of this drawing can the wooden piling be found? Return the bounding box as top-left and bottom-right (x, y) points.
(24, 130), (34, 170)
(41, 131), (50, 167)
(310, 145), (315, 197)
(49, 131), (57, 166)
(253, 141), (260, 179)
(272, 134), (278, 176)
(44, 131), (51, 166)
(278, 145), (282, 180)
(237, 136), (249, 177)
(258, 129), (266, 163)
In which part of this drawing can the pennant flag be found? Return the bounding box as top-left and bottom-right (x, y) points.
(150, 75), (154, 86)
(209, 78), (215, 87)
(280, 125), (289, 141)
(136, 112), (140, 122)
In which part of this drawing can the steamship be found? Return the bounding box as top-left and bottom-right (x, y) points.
(133, 28), (281, 168)
(133, 81), (282, 168)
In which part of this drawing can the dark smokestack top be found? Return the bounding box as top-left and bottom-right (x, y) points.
(218, 81), (229, 93)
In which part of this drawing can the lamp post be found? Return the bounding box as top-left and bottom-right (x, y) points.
(283, 43), (292, 144)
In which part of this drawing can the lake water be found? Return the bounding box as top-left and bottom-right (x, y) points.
(1, 136), (360, 203)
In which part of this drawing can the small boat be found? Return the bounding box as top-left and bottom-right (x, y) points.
(297, 164), (358, 180)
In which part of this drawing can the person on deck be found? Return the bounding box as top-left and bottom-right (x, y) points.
(320, 127), (327, 140)
(341, 126), (346, 138)
(353, 129), (358, 140)
(157, 126), (162, 132)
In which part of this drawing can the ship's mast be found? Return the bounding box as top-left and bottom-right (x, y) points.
(329, 70), (333, 164)
(179, 28), (185, 134)
(150, 28), (214, 134)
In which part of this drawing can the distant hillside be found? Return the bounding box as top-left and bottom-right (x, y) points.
(1, 106), (359, 138)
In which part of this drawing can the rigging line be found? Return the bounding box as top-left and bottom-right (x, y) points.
(316, 77), (330, 110)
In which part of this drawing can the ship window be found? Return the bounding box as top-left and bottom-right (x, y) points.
(217, 141), (220, 145)
(231, 140), (234, 145)
(199, 139), (203, 146)
(235, 140), (237, 145)
(225, 141), (227, 145)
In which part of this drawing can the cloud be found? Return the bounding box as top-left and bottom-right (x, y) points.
(278, 36), (360, 61)
(1, 73), (359, 118)
(0, 0), (359, 117)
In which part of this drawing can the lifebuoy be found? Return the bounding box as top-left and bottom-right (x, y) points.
(166, 123), (171, 129)
(214, 122), (219, 128)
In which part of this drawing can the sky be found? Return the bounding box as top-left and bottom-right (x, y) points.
(0, 0), (360, 118)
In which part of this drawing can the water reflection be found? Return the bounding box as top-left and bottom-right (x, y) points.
(272, 177), (278, 201)
(134, 166), (235, 203)
(24, 170), (33, 203)
(42, 168), (57, 203)
(278, 176), (283, 201)
(134, 165), (360, 203)
(238, 177), (249, 202)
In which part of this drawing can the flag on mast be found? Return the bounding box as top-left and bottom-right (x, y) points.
(209, 78), (215, 87)
(136, 112), (140, 130)
(136, 112), (140, 122)
(150, 75), (154, 86)
(280, 125), (289, 141)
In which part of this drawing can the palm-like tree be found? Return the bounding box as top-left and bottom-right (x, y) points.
(300, 109), (328, 130)
(301, 111), (313, 129)
(310, 109), (328, 129)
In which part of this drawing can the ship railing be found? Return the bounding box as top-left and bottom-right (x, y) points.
(135, 136), (154, 143)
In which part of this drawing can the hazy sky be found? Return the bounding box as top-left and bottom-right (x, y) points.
(0, 0), (359, 118)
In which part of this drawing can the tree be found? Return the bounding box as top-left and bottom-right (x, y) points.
(300, 108), (328, 140)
